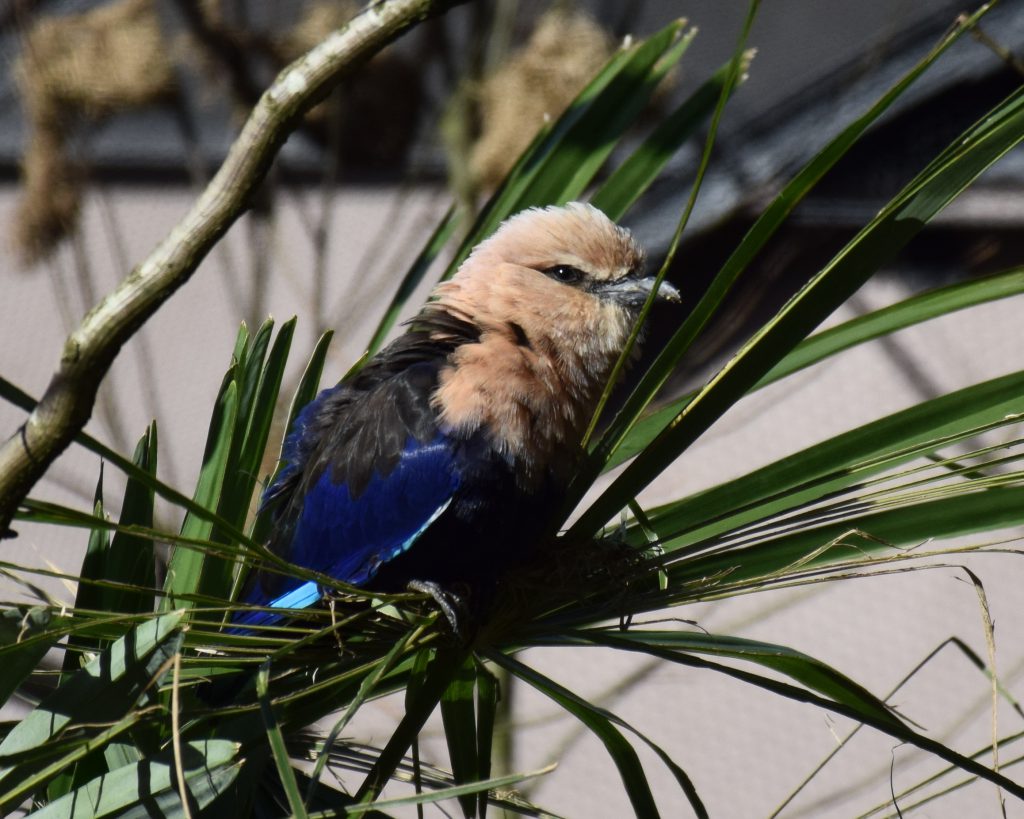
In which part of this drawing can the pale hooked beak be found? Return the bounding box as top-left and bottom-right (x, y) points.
(599, 275), (681, 307)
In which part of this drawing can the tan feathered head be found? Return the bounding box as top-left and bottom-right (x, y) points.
(428, 203), (679, 472)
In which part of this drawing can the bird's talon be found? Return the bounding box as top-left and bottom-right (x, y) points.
(407, 579), (465, 640)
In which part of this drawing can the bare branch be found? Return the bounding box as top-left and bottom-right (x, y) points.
(0, 0), (468, 535)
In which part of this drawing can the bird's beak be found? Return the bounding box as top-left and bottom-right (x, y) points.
(599, 276), (681, 307)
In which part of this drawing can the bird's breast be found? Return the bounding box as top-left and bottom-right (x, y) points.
(432, 332), (595, 485)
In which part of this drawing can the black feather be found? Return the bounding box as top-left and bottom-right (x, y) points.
(260, 306), (479, 556)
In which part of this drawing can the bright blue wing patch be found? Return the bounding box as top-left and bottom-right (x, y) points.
(268, 580), (321, 611)
(233, 434), (459, 630)
(290, 436), (457, 585)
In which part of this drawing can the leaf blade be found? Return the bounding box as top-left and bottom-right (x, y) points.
(574, 80), (1024, 536)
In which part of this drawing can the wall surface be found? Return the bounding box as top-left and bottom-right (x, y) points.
(2, 182), (1023, 817)
(1, 1), (1023, 816)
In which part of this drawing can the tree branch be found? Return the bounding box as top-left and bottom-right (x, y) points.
(0, 0), (468, 535)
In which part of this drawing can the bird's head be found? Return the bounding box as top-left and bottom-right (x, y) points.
(435, 202), (678, 363)
(428, 204), (680, 463)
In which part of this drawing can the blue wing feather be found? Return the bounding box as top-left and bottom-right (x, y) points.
(231, 326), (484, 632)
(288, 433), (459, 585)
(232, 433), (459, 630)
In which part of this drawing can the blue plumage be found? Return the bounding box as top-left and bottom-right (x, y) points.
(231, 316), (550, 631)
(287, 434), (458, 587)
(230, 203), (673, 634)
(232, 430), (461, 630)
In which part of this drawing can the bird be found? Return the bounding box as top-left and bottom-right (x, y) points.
(232, 202), (679, 633)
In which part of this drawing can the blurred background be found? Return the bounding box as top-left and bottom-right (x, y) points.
(2, 0), (1024, 815)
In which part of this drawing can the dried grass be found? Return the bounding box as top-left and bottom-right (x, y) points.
(13, 0), (175, 265)
(282, 0), (359, 56)
(279, 0), (421, 165)
(470, 7), (613, 190)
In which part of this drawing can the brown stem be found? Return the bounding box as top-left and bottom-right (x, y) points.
(0, 0), (468, 536)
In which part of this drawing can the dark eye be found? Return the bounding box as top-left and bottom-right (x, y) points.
(543, 265), (585, 285)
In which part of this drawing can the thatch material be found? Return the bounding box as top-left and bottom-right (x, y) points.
(280, 0), (422, 165)
(14, 0), (175, 265)
(470, 7), (613, 190)
(282, 0), (359, 55)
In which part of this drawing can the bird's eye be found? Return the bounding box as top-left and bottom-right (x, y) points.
(543, 265), (585, 285)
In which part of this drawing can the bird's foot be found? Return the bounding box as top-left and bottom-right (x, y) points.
(407, 579), (467, 641)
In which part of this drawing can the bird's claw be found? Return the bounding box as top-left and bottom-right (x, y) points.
(407, 579), (466, 640)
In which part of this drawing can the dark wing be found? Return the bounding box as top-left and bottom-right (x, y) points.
(233, 313), (478, 630)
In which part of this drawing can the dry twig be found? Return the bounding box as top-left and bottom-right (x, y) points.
(0, 0), (467, 536)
